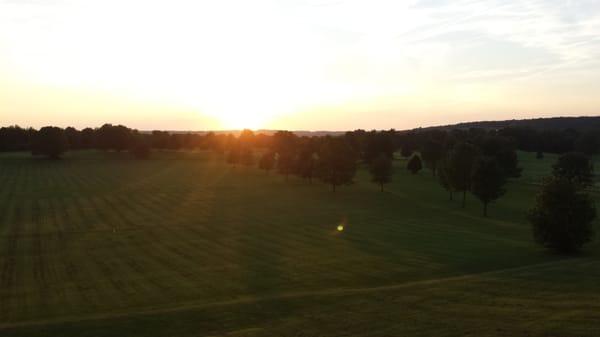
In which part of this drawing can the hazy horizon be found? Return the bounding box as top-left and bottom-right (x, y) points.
(1, 0), (599, 131)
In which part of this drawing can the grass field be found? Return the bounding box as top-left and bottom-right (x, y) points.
(0, 150), (598, 337)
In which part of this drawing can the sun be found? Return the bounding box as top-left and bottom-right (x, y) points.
(215, 110), (270, 130)
(198, 92), (289, 130)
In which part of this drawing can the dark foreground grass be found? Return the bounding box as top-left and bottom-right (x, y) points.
(0, 150), (598, 336)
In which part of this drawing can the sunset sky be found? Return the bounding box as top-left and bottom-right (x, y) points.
(1, 0), (599, 131)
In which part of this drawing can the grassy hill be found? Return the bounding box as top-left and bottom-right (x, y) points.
(0, 150), (598, 336)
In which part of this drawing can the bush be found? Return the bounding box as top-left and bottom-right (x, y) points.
(407, 154), (422, 174)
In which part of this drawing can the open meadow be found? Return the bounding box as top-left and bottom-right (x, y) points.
(0, 150), (598, 337)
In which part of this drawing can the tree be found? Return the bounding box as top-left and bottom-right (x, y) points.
(0, 126), (31, 152)
(529, 177), (596, 253)
(259, 151), (275, 174)
(421, 140), (444, 176)
(316, 137), (357, 192)
(295, 147), (317, 183)
(272, 131), (298, 180)
(96, 124), (132, 151)
(447, 142), (479, 208)
(64, 127), (82, 150)
(31, 126), (68, 159)
(369, 153), (393, 191)
(552, 152), (594, 187)
(277, 152), (296, 180)
(400, 140), (416, 158)
(80, 128), (96, 149)
(438, 156), (455, 200)
(470, 157), (506, 216)
(407, 154), (422, 174)
(481, 136), (521, 178)
(364, 132), (394, 164)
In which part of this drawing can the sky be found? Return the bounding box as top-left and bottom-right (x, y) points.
(1, 0), (599, 131)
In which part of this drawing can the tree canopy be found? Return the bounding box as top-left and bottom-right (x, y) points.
(421, 139), (444, 176)
(316, 137), (357, 192)
(369, 153), (393, 191)
(552, 152), (594, 187)
(31, 126), (68, 159)
(446, 142), (479, 208)
(407, 154), (422, 174)
(471, 157), (507, 216)
(529, 177), (596, 253)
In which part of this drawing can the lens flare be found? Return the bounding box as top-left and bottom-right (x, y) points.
(337, 225), (344, 232)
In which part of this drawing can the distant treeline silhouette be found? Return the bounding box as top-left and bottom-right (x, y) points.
(426, 116), (600, 132)
(3, 121), (600, 156)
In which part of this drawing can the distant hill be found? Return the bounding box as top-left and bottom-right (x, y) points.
(422, 116), (600, 131)
(150, 129), (346, 137)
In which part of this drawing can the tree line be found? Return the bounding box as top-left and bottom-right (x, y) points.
(0, 124), (270, 159)
(1, 123), (596, 253)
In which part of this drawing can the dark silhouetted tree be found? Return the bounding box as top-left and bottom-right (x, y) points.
(421, 140), (444, 176)
(529, 177), (596, 253)
(295, 147), (317, 183)
(400, 137), (416, 158)
(277, 152), (296, 180)
(438, 156), (455, 200)
(552, 152), (594, 187)
(316, 137), (357, 192)
(272, 131), (298, 180)
(536, 151), (544, 159)
(96, 124), (132, 151)
(364, 132), (394, 164)
(447, 142), (479, 208)
(407, 154), (422, 174)
(80, 127), (96, 149)
(471, 157), (506, 217)
(64, 127), (82, 150)
(0, 126), (32, 152)
(258, 151), (275, 174)
(369, 153), (393, 191)
(480, 136), (521, 178)
(31, 126), (68, 159)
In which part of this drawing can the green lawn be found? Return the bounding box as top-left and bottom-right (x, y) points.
(0, 150), (598, 337)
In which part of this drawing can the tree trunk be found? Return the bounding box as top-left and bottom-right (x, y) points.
(462, 190), (467, 208)
(483, 202), (488, 217)
(380, 183), (384, 192)
(449, 191), (453, 201)
(332, 184), (336, 192)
